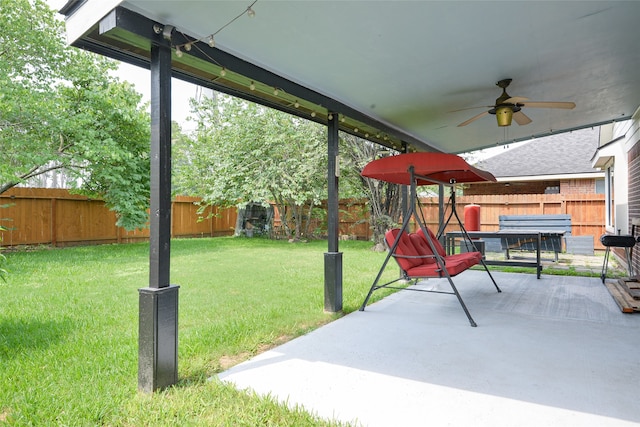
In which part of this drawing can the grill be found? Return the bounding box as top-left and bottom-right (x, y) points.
(600, 234), (638, 283)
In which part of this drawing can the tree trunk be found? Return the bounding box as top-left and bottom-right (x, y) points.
(341, 135), (403, 247)
(270, 192), (292, 240)
(0, 182), (18, 195)
(302, 200), (315, 238)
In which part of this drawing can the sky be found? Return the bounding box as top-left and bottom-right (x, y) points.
(113, 62), (201, 131)
(47, 0), (199, 130)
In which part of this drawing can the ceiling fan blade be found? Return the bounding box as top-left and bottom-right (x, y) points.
(519, 101), (576, 109)
(457, 111), (489, 127)
(513, 111), (532, 126)
(448, 105), (493, 113)
(504, 96), (528, 104)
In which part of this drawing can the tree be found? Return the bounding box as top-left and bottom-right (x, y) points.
(340, 134), (403, 248)
(0, 0), (151, 230)
(173, 94), (327, 240)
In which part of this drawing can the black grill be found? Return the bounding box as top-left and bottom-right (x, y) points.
(600, 235), (637, 248)
(600, 233), (639, 282)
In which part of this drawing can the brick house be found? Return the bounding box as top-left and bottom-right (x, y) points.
(591, 111), (640, 274)
(466, 128), (604, 196)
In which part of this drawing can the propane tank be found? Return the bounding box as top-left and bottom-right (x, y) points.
(464, 204), (481, 231)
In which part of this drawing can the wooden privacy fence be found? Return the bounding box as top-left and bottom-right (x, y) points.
(415, 193), (607, 250)
(0, 188), (236, 247)
(0, 188), (605, 250)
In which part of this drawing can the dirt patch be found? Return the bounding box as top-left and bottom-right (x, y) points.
(219, 335), (296, 370)
(219, 352), (251, 370)
(256, 334), (293, 353)
(218, 322), (332, 371)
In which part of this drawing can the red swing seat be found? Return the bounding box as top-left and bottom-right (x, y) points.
(386, 228), (481, 278)
(358, 152), (501, 326)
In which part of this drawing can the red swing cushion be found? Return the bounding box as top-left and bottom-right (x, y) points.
(408, 233), (437, 264)
(386, 228), (482, 278)
(385, 229), (424, 272)
(416, 228), (482, 267)
(405, 257), (470, 277)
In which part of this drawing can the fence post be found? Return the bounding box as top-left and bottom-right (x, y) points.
(51, 197), (57, 247)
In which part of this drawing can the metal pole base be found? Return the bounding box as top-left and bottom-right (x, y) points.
(138, 284), (179, 392)
(324, 252), (343, 313)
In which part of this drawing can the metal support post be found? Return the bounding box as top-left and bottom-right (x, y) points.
(401, 143), (409, 221)
(138, 38), (178, 392)
(324, 113), (342, 312)
(438, 183), (445, 236)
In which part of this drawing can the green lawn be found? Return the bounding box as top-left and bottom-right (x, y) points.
(0, 237), (397, 426)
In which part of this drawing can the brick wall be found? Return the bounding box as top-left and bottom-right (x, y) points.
(560, 178), (596, 194)
(464, 180), (559, 195)
(464, 178), (597, 196)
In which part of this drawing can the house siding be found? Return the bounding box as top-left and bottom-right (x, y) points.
(628, 135), (640, 275)
(593, 119), (640, 272)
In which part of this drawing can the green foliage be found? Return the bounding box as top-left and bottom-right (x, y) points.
(174, 95), (328, 240)
(340, 135), (403, 244)
(0, 0), (151, 230)
(0, 238), (393, 425)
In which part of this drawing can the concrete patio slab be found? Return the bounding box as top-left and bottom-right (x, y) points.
(219, 271), (640, 426)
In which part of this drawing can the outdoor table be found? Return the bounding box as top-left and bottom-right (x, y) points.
(445, 230), (565, 279)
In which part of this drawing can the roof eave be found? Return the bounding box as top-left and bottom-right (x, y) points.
(63, 5), (440, 153)
(494, 172), (605, 182)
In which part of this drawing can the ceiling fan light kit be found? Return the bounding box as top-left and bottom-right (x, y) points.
(495, 105), (513, 127)
(456, 78), (576, 128)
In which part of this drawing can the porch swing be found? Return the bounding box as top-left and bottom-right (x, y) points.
(359, 152), (502, 327)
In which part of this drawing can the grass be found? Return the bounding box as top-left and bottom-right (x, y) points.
(476, 249), (625, 278)
(1, 238), (618, 425)
(478, 265), (604, 277)
(0, 237), (398, 426)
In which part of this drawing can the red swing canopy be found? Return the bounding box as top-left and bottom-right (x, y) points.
(361, 152), (496, 186)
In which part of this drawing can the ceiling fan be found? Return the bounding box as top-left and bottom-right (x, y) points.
(456, 79), (576, 127)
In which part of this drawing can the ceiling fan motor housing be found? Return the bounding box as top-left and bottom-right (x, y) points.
(491, 79), (519, 126)
(489, 104), (521, 126)
(495, 105), (513, 126)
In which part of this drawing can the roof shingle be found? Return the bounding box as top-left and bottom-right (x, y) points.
(475, 128), (600, 178)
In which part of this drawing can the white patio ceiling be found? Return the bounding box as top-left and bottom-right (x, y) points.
(62, 0), (640, 154)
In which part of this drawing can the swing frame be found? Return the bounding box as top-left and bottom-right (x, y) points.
(359, 161), (501, 327)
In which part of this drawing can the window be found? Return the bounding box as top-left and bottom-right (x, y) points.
(544, 186), (560, 194)
(605, 166), (615, 228)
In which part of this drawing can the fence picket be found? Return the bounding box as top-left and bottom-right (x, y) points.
(0, 188), (606, 249)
